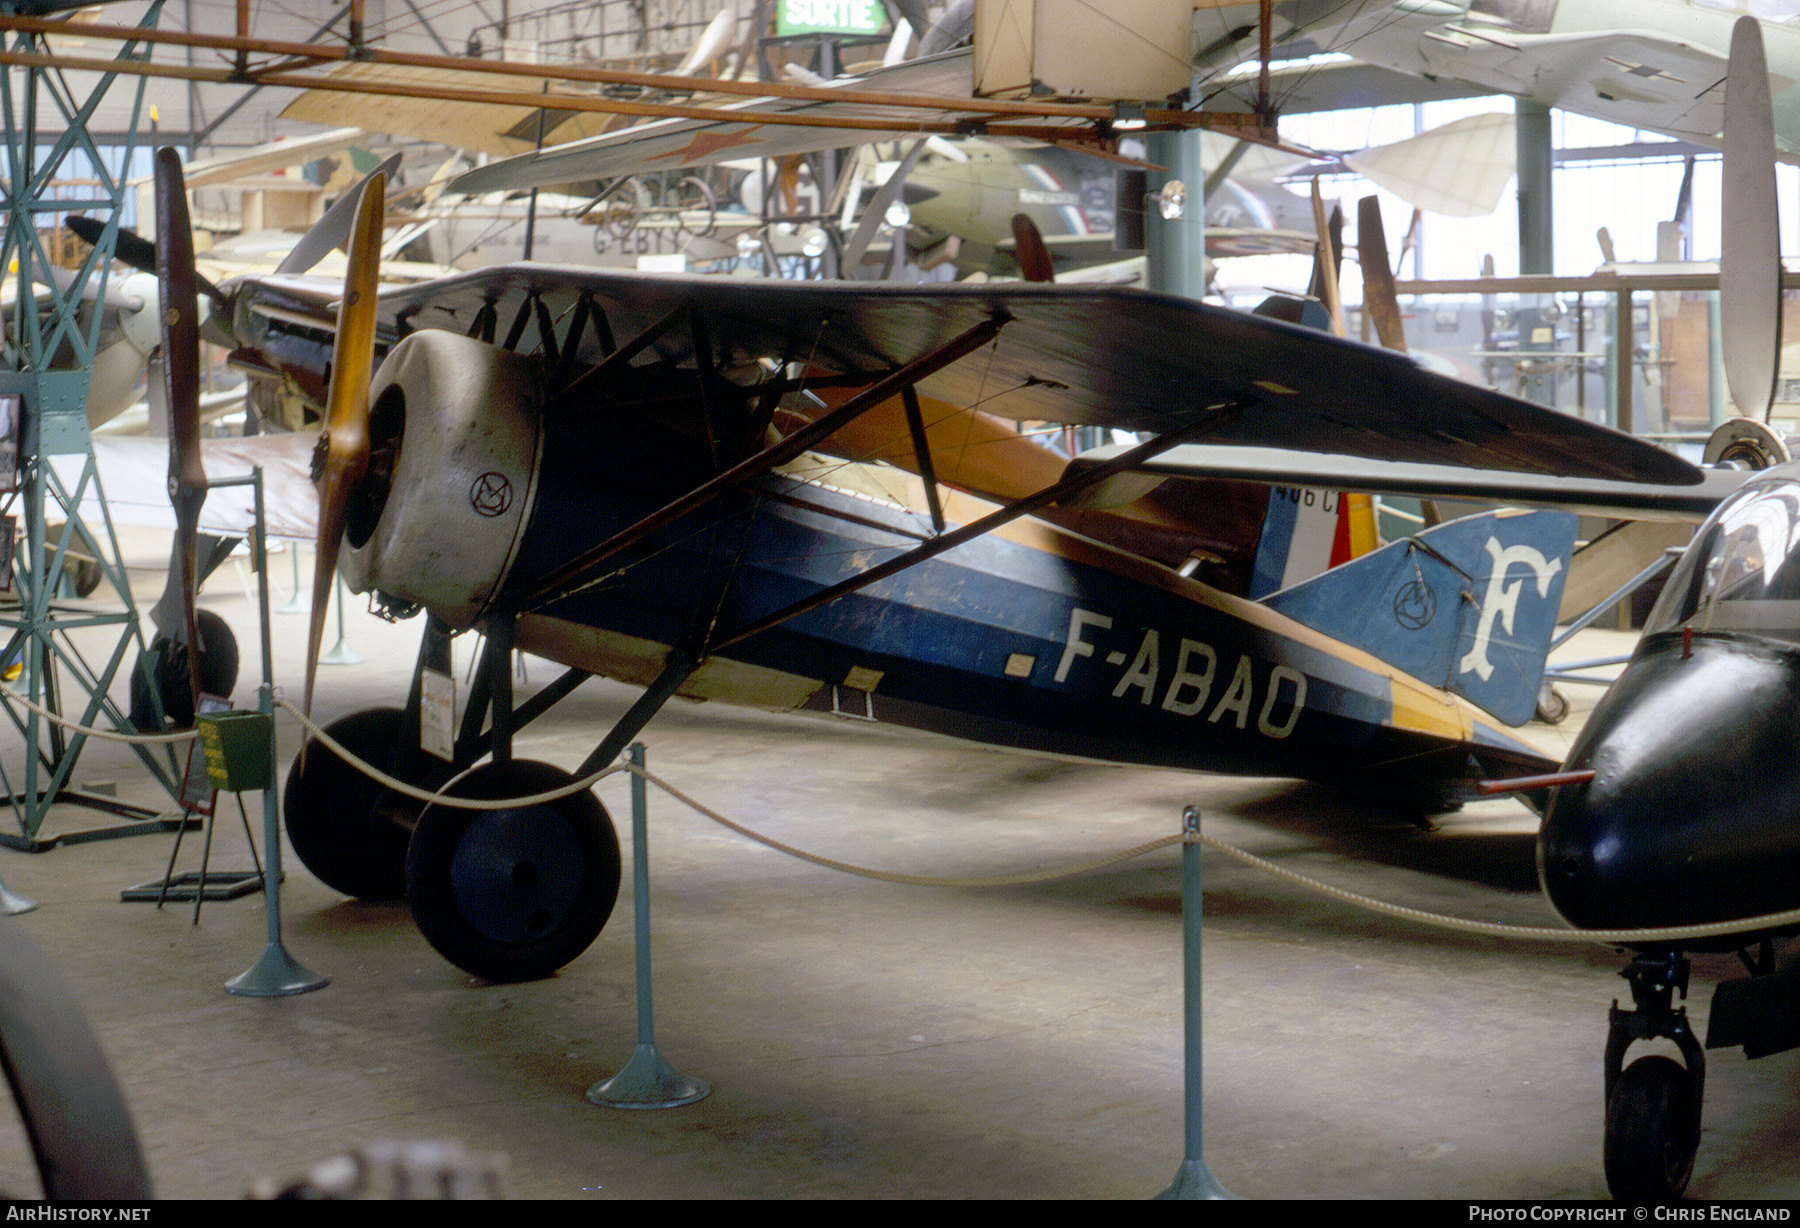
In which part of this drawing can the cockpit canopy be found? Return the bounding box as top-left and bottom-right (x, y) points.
(1647, 475), (1800, 640)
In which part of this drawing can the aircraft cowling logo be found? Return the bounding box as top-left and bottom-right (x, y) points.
(1457, 537), (1563, 681)
(1393, 580), (1436, 629)
(469, 471), (513, 517)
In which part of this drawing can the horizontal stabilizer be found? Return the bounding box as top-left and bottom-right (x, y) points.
(1263, 509), (1578, 726)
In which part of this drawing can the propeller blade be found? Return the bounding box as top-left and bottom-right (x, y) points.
(1010, 213), (1056, 283)
(303, 171), (385, 716)
(1308, 180), (1345, 337)
(68, 214), (153, 275)
(1357, 196), (1407, 354)
(276, 151), (401, 277)
(1721, 14), (1782, 422)
(841, 138), (927, 272)
(68, 213), (227, 309)
(153, 147), (208, 718)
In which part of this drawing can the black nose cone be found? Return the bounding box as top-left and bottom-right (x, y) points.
(1540, 632), (1800, 932)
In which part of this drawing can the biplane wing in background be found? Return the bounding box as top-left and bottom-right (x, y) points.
(172, 240), (1712, 988)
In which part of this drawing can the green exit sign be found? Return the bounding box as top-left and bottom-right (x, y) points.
(776, 0), (891, 36)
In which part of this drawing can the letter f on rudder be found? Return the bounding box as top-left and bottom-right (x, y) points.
(1458, 537), (1562, 682)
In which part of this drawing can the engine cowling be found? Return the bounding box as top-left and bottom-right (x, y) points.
(339, 330), (544, 629)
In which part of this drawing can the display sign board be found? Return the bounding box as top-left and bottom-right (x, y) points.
(776, 0), (891, 37)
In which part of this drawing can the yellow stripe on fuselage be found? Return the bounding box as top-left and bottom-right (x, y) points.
(934, 486), (1521, 748)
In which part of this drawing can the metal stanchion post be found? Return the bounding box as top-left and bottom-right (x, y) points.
(319, 574), (364, 666)
(588, 743), (708, 1109)
(277, 542), (305, 615)
(1155, 805), (1237, 1200)
(225, 468), (328, 997)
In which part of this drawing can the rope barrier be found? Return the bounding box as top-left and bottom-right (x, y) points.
(0, 685), (199, 745)
(127, 696), (1800, 947)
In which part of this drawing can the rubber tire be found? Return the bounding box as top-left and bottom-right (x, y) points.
(672, 175), (717, 240)
(284, 707), (453, 901)
(127, 608), (240, 730)
(0, 923), (151, 1198)
(405, 760), (620, 983)
(1534, 684), (1570, 725)
(1604, 1054), (1699, 1202)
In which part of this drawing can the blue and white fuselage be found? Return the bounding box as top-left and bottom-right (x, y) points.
(343, 331), (1569, 803)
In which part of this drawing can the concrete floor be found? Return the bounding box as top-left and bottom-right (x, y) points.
(0, 524), (1794, 1200)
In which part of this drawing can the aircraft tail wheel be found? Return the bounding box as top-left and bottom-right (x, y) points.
(127, 608), (240, 731)
(1604, 1054), (1701, 1202)
(0, 922), (151, 1198)
(405, 760), (620, 983)
(1534, 683), (1569, 725)
(284, 707), (453, 901)
(1703, 417), (1791, 470)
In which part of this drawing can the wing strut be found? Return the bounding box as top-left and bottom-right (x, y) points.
(517, 309), (1012, 611)
(901, 385), (946, 534)
(706, 402), (1247, 653)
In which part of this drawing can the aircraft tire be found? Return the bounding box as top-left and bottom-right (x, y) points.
(127, 609), (240, 731)
(405, 760), (620, 983)
(673, 176), (717, 240)
(0, 922), (151, 1197)
(1534, 684), (1569, 725)
(1604, 1054), (1699, 1202)
(284, 707), (452, 901)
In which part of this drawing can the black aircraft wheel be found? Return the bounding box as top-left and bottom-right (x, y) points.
(1604, 1054), (1700, 1202)
(67, 554), (102, 598)
(127, 608), (240, 730)
(405, 760), (620, 983)
(284, 707), (454, 901)
(0, 923), (151, 1198)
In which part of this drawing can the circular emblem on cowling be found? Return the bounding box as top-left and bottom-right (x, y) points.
(1394, 579), (1436, 630)
(469, 471), (513, 517)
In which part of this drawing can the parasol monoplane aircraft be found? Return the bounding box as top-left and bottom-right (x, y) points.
(132, 139), (1723, 995)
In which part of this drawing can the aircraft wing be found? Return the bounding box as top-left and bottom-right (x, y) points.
(55, 434), (318, 541)
(446, 49), (1037, 195)
(279, 62), (630, 161)
(1066, 443), (1747, 522)
(233, 263), (1700, 487)
(1411, 29), (1736, 148)
(1244, 23), (1784, 158)
(1201, 57), (1491, 116)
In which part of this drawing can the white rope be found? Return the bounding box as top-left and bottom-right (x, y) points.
(1, 685), (199, 744)
(1187, 829), (1800, 945)
(276, 698), (1800, 944)
(276, 698), (624, 809)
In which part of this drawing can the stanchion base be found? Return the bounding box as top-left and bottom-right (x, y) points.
(1153, 1159), (1239, 1200)
(225, 941), (329, 998)
(120, 869), (265, 904)
(320, 640), (364, 666)
(587, 1043), (710, 1110)
(0, 878), (35, 915)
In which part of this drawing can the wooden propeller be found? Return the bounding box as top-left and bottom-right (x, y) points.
(1357, 195), (1407, 354)
(302, 172), (386, 717)
(152, 147), (208, 720)
(1010, 213), (1056, 284)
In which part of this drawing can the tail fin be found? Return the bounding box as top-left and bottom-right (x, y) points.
(1248, 486), (1381, 598)
(1261, 508), (1577, 726)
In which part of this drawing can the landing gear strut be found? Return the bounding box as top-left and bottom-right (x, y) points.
(1602, 949), (1705, 1202)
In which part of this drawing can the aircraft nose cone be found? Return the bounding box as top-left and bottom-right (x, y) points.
(1539, 632), (1800, 932)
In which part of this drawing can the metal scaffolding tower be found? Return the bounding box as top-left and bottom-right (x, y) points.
(0, 0), (184, 847)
